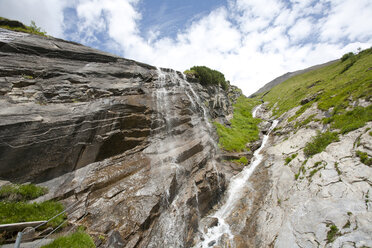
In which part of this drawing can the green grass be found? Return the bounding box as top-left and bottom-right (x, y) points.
(304, 131), (339, 157)
(258, 48), (372, 124)
(22, 74), (34, 79)
(343, 220), (351, 229)
(41, 229), (95, 248)
(0, 18), (47, 36)
(309, 168), (321, 177)
(356, 150), (372, 166)
(324, 105), (372, 134)
(327, 224), (339, 243)
(0, 184), (48, 201)
(284, 153), (297, 165)
(214, 96), (261, 151)
(307, 161), (326, 179)
(294, 160), (308, 180)
(231, 156), (249, 165)
(0, 201), (65, 228)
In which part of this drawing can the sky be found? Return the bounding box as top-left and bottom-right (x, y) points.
(1, 0), (372, 96)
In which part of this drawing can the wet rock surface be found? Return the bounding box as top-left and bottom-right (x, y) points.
(0, 28), (237, 247)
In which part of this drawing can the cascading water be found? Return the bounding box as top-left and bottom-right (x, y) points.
(195, 105), (278, 248)
(179, 74), (222, 187)
(146, 68), (222, 247)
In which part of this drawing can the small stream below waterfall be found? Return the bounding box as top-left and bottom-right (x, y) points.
(195, 105), (278, 248)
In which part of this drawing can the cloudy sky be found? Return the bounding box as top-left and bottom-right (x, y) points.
(1, 0), (372, 95)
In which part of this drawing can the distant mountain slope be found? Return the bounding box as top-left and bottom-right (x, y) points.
(250, 59), (338, 98)
(258, 48), (372, 118)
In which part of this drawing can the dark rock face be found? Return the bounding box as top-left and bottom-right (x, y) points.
(0, 28), (157, 182)
(0, 28), (237, 247)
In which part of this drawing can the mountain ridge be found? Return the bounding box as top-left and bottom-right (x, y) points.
(250, 59), (339, 98)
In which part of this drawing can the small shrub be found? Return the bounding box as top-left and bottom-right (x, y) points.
(294, 173), (300, 180)
(186, 66), (229, 90)
(343, 220), (351, 229)
(284, 153), (297, 165)
(304, 131), (339, 157)
(339, 52), (357, 74)
(238, 156), (248, 165)
(356, 150), (372, 166)
(0, 184), (48, 201)
(41, 229), (95, 248)
(285, 157), (292, 165)
(29, 21), (45, 35)
(341, 52), (354, 62)
(232, 156), (249, 165)
(313, 161), (323, 167)
(327, 224), (339, 243)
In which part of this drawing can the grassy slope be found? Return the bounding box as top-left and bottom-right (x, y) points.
(260, 48), (372, 118)
(0, 184), (65, 228)
(41, 229), (95, 248)
(214, 96), (261, 152)
(253, 48), (372, 157)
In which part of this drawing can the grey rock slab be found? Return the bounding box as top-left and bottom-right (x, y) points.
(0, 28), (240, 247)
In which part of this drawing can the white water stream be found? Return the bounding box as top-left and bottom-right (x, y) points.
(151, 69), (277, 247)
(196, 105), (278, 247)
(148, 68), (222, 247)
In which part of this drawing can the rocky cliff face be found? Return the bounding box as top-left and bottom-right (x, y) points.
(0, 28), (239, 247)
(2, 27), (371, 248)
(253, 104), (372, 248)
(192, 103), (371, 248)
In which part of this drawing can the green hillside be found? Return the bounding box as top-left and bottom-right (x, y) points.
(255, 48), (372, 133)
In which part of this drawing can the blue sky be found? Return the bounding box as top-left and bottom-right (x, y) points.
(138, 0), (226, 39)
(1, 0), (372, 95)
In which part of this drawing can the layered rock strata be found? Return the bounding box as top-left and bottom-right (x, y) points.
(0, 28), (238, 247)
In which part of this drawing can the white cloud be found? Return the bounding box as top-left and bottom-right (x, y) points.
(1, 0), (372, 96)
(0, 0), (68, 37)
(232, 0), (284, 33)
(320, 0), (372, 42)
(288, 18), (313, 42)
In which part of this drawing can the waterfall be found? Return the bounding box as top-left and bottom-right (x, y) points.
(146, 68), (221, 247)
(179, 74), (221, 188)
(195, 105), (278, 248)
